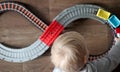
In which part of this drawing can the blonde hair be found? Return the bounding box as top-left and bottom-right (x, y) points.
(51, 31), (88, 72)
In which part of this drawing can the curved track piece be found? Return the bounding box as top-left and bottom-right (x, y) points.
(0, 2), (48, 31)
(41, 4), (116, 61)
(0, 2), (48, 62)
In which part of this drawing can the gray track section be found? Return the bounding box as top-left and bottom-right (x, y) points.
(54, 4), (113, 60)
(0, 39), (49, 62)
(54, 4), (107, 27)
(0, 2), (49, 62)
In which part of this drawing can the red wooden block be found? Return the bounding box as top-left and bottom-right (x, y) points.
(115, 27), (120, 33)
(40, 20), (64, 46)
(115, 27), (120, 37)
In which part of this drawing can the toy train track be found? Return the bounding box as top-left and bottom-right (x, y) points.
(0, 2), (120, 62)
(40, 4), (120, 61)
(0, 2), (48, 31)
(0, 2), (48, 62)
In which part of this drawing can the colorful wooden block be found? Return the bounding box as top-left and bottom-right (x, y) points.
(116, 27), (120, 33)
(115, 27), (120, 37)
(108, 15), (120, 28)
(96, 9), (111, 20)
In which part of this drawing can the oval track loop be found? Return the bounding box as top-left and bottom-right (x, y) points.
(0, 2), (49, 62)
(52, 4), (114, 61)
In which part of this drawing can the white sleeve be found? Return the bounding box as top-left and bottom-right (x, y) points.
(53, 67), (62, 72)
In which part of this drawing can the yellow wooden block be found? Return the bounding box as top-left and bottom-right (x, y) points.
(96, 9), (111, 20)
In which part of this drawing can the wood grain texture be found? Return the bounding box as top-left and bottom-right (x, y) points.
(0, 0), (120, 72)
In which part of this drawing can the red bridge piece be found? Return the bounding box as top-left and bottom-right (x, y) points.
(40, 20), (64, 46)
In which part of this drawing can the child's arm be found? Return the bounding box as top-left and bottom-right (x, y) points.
(90, 38), (120, 72)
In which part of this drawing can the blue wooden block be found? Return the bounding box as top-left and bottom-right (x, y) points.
(108, 15), (120, 28)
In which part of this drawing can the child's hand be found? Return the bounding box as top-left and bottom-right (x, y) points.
(115, 37), (120, 42)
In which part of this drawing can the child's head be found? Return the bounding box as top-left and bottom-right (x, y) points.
(51, 31), (88, 72)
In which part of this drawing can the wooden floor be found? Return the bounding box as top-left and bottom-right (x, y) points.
(0, 0), (120, 72)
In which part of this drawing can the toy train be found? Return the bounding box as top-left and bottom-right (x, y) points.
(96, 9), (120, 38)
